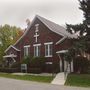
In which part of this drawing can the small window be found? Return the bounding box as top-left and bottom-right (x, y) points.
(44, 42), (53, 57)
(24, 45), (30, 57)
(33, 44), (41, 57)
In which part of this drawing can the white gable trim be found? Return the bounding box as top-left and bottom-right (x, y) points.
(44, 42), (53, 45)
(33, 43), (41, 46)
(13, 15), (76, 47)
(14, 15), (66, 46)
(5, 45), (20, 53)
(3, 54), (17, 58)
(14, 15), (38, 46)
(56, 36), (67, 45)
(37, 16), (65, 37)
(56, 50), (68, 54)
(24, 45), (30, 48)
(12, 46), (20, 51)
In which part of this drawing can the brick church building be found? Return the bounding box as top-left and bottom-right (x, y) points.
(3, 15), (77, 73)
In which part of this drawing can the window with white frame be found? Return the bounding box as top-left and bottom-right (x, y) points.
(33, 44), (41, 57)
(44, 42), (53, 57)
(24, 45), (30, 57)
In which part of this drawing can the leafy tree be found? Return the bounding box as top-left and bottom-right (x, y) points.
(10, 26), (23, 43)
(66, 23), (86, 36)
(79, 0), (90, 35)
(21, 56), (31, 65)
(66, 0), (90, 36)
(64, 48), (75, 63)
(65, 0), (90, 65)
(0, 24), (23, 62)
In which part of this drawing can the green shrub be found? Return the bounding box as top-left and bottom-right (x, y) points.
(11, 62), (21, 68)
(74, 56), (90, 73)
(30, 57), (45, 68)
(21, 56), (31, 65)
(28, 68), (42, 74)
(0, 68), (20, 73)
(29, 57), (46, 73)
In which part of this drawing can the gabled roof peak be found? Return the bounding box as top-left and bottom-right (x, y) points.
(35, 15), (77, 38)
(5, 45), (20, 53)
(14, 15), (77, 46)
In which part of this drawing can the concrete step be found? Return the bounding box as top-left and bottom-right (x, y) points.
(51, 72), (66, 85)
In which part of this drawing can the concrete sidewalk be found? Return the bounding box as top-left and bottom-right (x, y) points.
(51, 72), (66, 85)
(0, 77), (89, 90)
(12, 72), (53, 76)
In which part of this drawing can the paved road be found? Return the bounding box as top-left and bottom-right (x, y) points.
(0, 77), (89, 90)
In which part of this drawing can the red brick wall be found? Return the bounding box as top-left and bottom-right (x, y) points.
(6, 17), (72, 72)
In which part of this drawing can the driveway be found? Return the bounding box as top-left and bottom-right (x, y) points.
(0, 77), (89, 90)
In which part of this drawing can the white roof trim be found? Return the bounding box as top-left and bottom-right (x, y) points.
(33, 43), (41, 46)
(36, 15), (65, 37)
(3, 54), (17, 58)
(44, 42), (53, 45)
(13, 15), (66, 46)
(12, 46), (20, 51)
(24, 45), (30, 48)
(56, 36), (67, 45)
(13, 15), (77, 47)
(5, 45), (20, 53)
(56, 50), (68, 54)
(14, 15), (37, 46)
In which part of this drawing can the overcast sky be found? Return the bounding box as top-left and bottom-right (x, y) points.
(0, 0), (83, 29)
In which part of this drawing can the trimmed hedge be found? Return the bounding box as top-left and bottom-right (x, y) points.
(29, 57), (45, 73)
(11, 62), (21, 68)
(30, 57), (45, 68)
(28, 68), (42, 74)
(0, 68), (20, 73)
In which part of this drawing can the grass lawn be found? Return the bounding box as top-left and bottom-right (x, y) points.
(0, 73), (54, 83)
(65, 74), (90, 87)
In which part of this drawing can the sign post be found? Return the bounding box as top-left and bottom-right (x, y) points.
(21, 64), (27, 73)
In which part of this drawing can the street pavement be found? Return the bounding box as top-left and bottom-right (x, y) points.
(0, 77), (89, 90)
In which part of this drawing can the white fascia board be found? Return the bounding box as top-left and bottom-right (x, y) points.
(56, 36), (67, 45)
(5, 45), (12, 52)
(37, 15), (65, 37)
(24, 45), (30, 48)
(33, 43), (41, 46)
(56, 50), (68, 54)
(5, 45), (20, 53)
(3, 54), (17, 58)
(44, 42), (53, 45)
(45, 55), (53, 57)
(12, 46), (20, 51)
(14, 15), (37, 46)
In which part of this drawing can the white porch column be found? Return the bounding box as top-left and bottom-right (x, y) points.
(71, 60), (74, 72)
(64, 60), (67, 72)
(58, 54), (62, 72)
(67, 63), (70, 73)
(60, 59), (62, 72)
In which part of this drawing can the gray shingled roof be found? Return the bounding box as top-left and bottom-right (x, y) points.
(36, 15), (77, 38)
(14, 15), (77, 46)
(5, 15), (77, 53)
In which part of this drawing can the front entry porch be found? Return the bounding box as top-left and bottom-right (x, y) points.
(3, 54), (17, 67)
(52, 50), (74, 85)
(56, 50), (74, 73)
